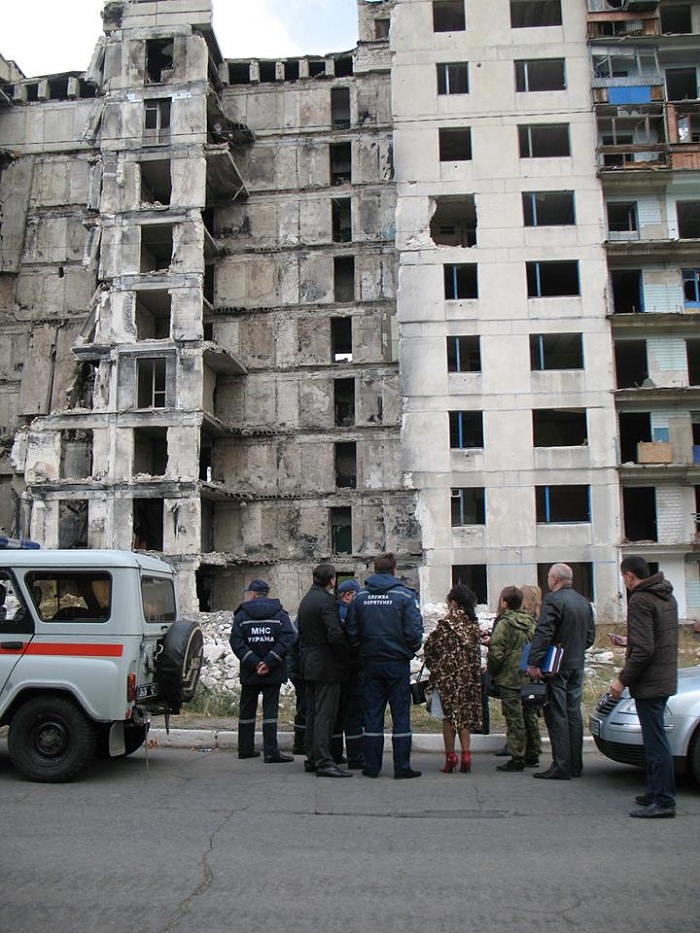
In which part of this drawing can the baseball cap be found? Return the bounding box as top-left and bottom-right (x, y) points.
(337, 579), (361, 594)
(247, 578), (270, 594)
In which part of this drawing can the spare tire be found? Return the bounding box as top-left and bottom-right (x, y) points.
(155, 619), (204, 712)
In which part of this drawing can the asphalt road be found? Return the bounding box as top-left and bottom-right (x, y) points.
(0, 744), (697, 933)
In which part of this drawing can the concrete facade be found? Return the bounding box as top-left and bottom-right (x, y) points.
(1, 0), (700, 619)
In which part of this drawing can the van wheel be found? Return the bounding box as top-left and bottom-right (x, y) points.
(155, 619), (204, 712)
(8, 696), (96, 783)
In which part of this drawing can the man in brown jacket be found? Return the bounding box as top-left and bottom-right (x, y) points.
(610, 556), (679, 819)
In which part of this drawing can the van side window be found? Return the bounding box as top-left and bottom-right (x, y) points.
(24, 572), (112, 623)
(0, 571), (32, 633)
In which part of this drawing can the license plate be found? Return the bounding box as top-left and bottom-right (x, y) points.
(137, 682), (160, 700)
(589, 717), (600, 737)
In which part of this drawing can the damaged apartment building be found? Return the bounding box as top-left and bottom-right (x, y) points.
(1, 0), (700, 619)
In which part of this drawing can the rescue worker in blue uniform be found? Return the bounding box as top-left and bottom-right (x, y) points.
(229, 578), (297, 762)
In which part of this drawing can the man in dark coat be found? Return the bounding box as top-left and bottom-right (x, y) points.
(296, 563), (353, 778)
(346, 553), (424, 779)
(331, 579), (365, 769)
(610, 556), (679, 818)
(229, 578), (296, 762)
(527, 563), (595, 780)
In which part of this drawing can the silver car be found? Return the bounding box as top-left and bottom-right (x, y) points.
(589, 665), (700, 785)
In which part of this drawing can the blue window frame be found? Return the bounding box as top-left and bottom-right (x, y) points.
(449, 411), (483, 449)
(683, 269), (700, 307)
(447, 335), (481, 372)
(451, 487), (485, 525)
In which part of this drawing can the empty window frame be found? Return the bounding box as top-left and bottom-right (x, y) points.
(140, 224), (173, 272)
(677, 201), (700, 239)
(449, 410), (484, 449)
(666, 67), (698, 102)
(451, 487), (485, 526)
(133, 426), (168, 476)
(611, 269), (643, 314)
(133, 498), (164, 551)
(452, 564), (487, 604)
(331, 317), (353, 362)
(430, 196), (477, 247)
(660, 5), (693, 34)
(518, 124), (570, 158)
(623, 487), (657, 542)
(683, 269), (700, 307)
(515, 58), (566, 92)
(607, 201), (638, 238)
(335, 442), (357, 489)
(530, 333), (583, 370)
(375, 18), (390, 40)
(229, 63), (252, 85)
(60, 430), (93, 480)
(433, 1), (466, 31)
(136, 358), (167, 408)
(522, 190), (575, 226)
(330, 506), (352, 554)
(510, 1), (562, 29)
(439, 127), (472, 161)
(140, 159), (171, 205)
(58, 501), (89, 549)
(331, 87), (351, 128)
(615, 339), (648, 389)
(537, 561), (593, 601)
(687, 339), (700, 385)
(444, 263), (478, 299)
(334, 378), (356, 425)
(532, 408), (587, 447)
(330, 142), (352, 185)
(437, 63), (469, 95)
(334, 256), (355, 302)
(619, 411), (651, 463)
(536, 485), (590, 523)
(143, 98), (171, 144)
(145, 39), (174, 84)
(332, 198), (352, 242)
(447, 335), (481, 373)
(135, 289), (171, 340)
(526, 261), (579, 297)
(284, 60), (300, 81)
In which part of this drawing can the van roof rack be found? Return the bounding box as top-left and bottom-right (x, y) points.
(0, 536), (41, 549)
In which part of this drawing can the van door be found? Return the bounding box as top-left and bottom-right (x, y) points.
(0, 571), (34, 698)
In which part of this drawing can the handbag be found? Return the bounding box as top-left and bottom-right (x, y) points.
(520, 681), (547, 707)
(410, 662), (430, 705)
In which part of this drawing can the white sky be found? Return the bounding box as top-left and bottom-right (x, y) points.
(3, 0), (360, 78)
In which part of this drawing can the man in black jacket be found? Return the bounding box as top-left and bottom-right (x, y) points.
(610, 556), (679, 818)
(229, 579), (296, 763)
(296, 563), (353, 778)
(527, 563), (595, 780)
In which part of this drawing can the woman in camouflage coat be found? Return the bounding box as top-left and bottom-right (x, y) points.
(423, 584), (483, 773)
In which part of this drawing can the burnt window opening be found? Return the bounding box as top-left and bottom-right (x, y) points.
(331, 87), (351, 128)
(519, 123), (570, 158)
(330, 142), (352, 185)
(510, 0), (562, 28)
(25, 84), (39, 102)
(666, 67), (698, 102)
(335, 57), (354, 78)
(334, 256), (355, 303)
(678, 201), (700, 239)
(449, 410), (484, 449)
(58, 501), (88, 549)
(259, 61), (276, 82)
(515, 58), (566, 92)
(133, 426), (168, 477)
(452, 564), (487, 605)
(331, 317), (353, 362)
(688, 339), (700, 385)
(431, 196), (477, 247)
(437, 62), (469, 95)
(532, 408), (587, 447)
(60, 430), (93, 480)
(284, 60), (300, 81)
(140, 224), (173, 272)
(433, 1), (466, 32)
(444, 263), (478, 299)
(136, 358), (167, 408)
(133, 499), (164, 551)
(530, 333), (583, 370)
(536, 485), (590, 523)
(332, 198), (352, 242)
(447, 335), (481, 373)
(308, 59), (326, 77)
(451, 487), (485, 525)
(375, 18), (390, 40)
(615, 339), (648, 389)
(439, 127), (472, 161)
(623, 487), (657, 542)
(611, 269), (643, 314)
(69, 361), (98, 410)
(203, 322), (214, 341)
(522, 190), (575, 226)
(204, 265), (215, 305)
(335, 442), (357, 489)
(537, 562), (593, 601)
(527, 261), (579, 297)
(619, 411), (651, 463)
(48, 77), (70, 99)
(229, 63), (252, 85)
(607, 201), (638, 238)
(199, 433), (213, 482)
(140, 160), (171, 205)
(660, 5), (693, 34)
(146, 39), (174, 83)
(331, 506), (352, 554)
(334, 378), (356, 426)
(144, 98), (171, 144)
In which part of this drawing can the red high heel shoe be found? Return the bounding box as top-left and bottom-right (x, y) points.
(440, 752), (459, 773)
(460, 751), (472, 774)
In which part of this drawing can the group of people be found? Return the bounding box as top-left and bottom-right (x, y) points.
(228, 554), (680, 816)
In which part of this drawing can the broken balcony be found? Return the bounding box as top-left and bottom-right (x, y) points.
(596, 106), (668, 171)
